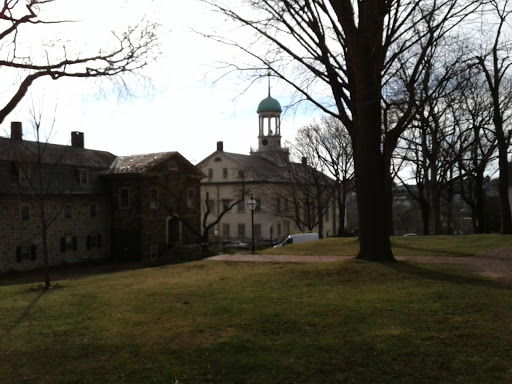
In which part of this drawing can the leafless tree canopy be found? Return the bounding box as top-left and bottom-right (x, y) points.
(0, 0), (160, 124)
(201, 0), (483, 260)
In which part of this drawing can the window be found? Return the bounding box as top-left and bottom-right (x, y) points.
(222, 199), (231, 211)
(238, 170), (245, 178)
(214, 156), (222, 162)
(277, 223), (282, 238)
(150, 188), (159, 209)
(64, 205), (72, 219)
(223, 168), (228, 179)
(237, 200), (245, 212)
(150, 244), (159, 259)
(238, 223), (245, 237)
(119, 188), (130, 209)
(90, 204), (97, 218)
(18, 166), (30, 185)
(283, 221), (290, 237)
(208, 168), (213, 179)
(20, 205), (29, 221)
(222, 223), (230, 237)
(255, 199), (261, 211)
(16, 245), (36, 262)
(168, 161), (178, 171)
(87, 234), (102, 250)
(206, 199), (215, 213)
(276, 198), (281, 213)
(187, 189), (194, 208)
(60, 236), (78, 252)
(254, 224), (261, 238)
(76, 170), (88, 186)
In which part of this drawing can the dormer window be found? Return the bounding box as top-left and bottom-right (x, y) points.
(16, 165), (30, 186)
(76, 169), (88, 186)
(150, 188), (159, 209)
(168, 161), (178, 171)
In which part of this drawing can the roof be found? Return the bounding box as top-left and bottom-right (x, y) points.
(0, 137), (116, 168)
(257, 95), (282, 114)
(106, 151), (205, 177)
(200, 150), (334, 185)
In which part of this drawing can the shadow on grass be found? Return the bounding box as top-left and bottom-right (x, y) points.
(383, 260), (511, 290)
(0, 289), (46, 343)
(393, 243), (471, 257)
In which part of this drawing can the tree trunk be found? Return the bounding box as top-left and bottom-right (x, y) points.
(354, 148), (394, 261)
(347, 1), (394, 262)
(497, 138), (512, 233)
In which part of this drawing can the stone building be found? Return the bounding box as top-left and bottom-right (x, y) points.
(0, 122), (203, 272)
(103, 152), (204, 261)
(197, 80), (338, 245)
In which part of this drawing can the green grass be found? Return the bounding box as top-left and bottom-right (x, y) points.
(261, 233), (512, 257)
(1, 254), (512, 383)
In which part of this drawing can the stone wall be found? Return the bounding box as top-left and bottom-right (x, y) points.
(0, 194), (110, 272)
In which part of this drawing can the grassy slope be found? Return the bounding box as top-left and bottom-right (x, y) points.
(262, 234), (512, 257)
(1, 252), (512, 383)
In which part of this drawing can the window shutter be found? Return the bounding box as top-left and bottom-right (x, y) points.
(16, 246), (22, 262)
(31, 244), (37, 260)
(87, 235), (91, 250)
(72, 236), (78, 251)
(98, 234), (102, 249)
(60, 238), (65, 252)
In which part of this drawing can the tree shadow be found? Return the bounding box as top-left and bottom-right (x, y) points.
(0, 289), (46, 342)
(393, 243), (469, 257)
(382, 260), (512, 290)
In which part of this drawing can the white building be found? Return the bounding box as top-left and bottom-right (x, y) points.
(197, 80), (338, 245)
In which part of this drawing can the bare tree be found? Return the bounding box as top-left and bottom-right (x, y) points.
(7, 109), (72, 289)
(200, 0), (482, 261)
(474, 0), (512, 233)
(0, 0), (159, 125)
(451, 68), (497, 233)
(296, 116), (354, 236)
(280, 152), (333, 238)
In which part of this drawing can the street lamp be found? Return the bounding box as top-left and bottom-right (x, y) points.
(247, 195), (257, 254)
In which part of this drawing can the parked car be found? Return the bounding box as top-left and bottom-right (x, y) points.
(258, 239), (279, 248)
(227, 241), (249, 249)
(274, 233), (319, 247)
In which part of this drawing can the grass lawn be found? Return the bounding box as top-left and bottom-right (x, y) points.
(1, 243), (512, 383)
(262, 233), (512, 257)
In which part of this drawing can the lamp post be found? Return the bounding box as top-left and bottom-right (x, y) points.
(247, 195), (257, 254)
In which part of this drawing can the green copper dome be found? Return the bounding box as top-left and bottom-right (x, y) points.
(257, 95), (282, 113)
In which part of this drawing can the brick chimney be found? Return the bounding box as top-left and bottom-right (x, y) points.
(71, 131), (84, 148)
(11, 122), (23, 140)
(217, 141), (224, 152)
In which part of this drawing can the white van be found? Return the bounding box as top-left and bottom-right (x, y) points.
(274, 232), (319, 247)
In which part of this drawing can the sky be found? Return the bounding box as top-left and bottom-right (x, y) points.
(0, 0), (319, 165)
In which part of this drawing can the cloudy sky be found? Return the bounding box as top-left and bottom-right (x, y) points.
(0, 0), (319, 164)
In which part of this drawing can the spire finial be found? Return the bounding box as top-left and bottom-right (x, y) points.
(267, 71), (271, 97)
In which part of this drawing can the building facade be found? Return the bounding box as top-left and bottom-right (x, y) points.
(0, 122), (203, 272)
(197, 82), (338, 245)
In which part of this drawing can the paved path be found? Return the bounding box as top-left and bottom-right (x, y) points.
(208, 246), (512, 285)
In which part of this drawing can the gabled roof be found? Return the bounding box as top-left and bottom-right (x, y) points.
(198, 150), (334, 185)
(223, 152), (292, 182)
(106, 151), (205, 177)
(0, 137), (116, 168)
